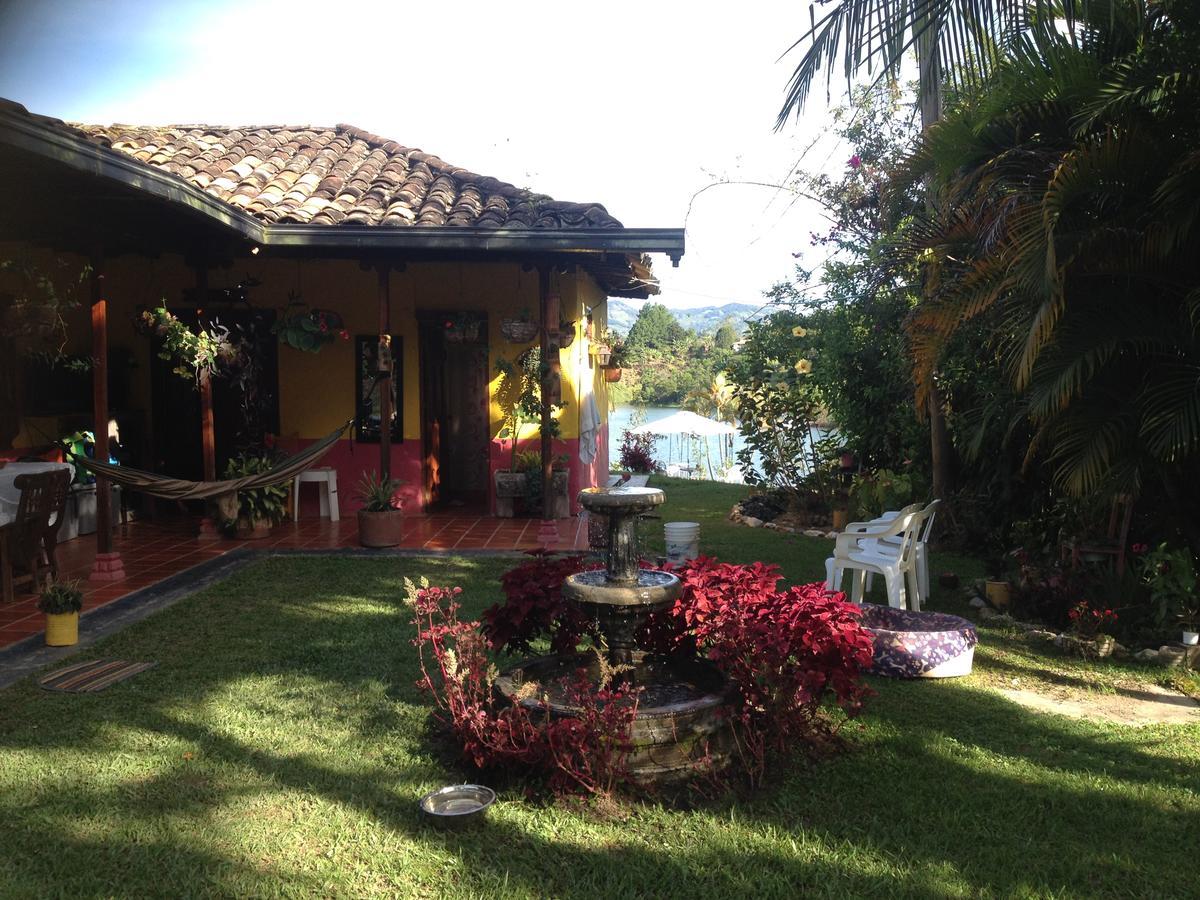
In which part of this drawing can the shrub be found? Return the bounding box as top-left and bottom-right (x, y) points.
(407, 579), (636, 797)
(617, 429), (659, 474)
(648, 557), (874, 782)
(482, 551), (596, 655)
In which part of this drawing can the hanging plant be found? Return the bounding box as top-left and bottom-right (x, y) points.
(0, 257), (87, 356)
(443, 311), (484, 343)
(500, 310), (540, 344)
(137, 305), (237, 383)
(272, 292), (348, 352)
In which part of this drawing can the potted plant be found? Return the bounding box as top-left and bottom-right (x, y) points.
(357, 470), (404, 547)
(500, 310), (539, 344)
(221, 455), (289, 539)
(1136, 542), (1199, 645)
(39, 580), (84, 647)
(601, 330), (628, 382)
(514, 451), (571, 518)
(1066, 599), (1118, 657)
(982, 552), (1012, 609)
(272, 292), (349, 352)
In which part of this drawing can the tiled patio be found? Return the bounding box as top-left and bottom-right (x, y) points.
(0, 514), (588, 651)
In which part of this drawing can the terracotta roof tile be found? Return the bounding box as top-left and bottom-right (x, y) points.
(56, 118), (620, 231)
(51, 118), (624, 230)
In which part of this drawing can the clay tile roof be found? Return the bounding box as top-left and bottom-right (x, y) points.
(67, 118), (625, 230)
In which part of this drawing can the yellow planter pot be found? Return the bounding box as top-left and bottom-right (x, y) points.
(985, 580), (1011, 609)
(45, 612), (79, 646)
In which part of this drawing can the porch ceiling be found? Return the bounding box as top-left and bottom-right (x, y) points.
(0, 99), (683, 296)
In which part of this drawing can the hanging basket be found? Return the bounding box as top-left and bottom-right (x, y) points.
(604, 367), (622, 383)
(557, 325), (575, 349)
(445, 321), (482, 344)
(500, 319), (540, 343)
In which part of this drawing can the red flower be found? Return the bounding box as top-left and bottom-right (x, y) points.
(849, 154), (862, 169)
(444, 320), (454, 329)
(339, 329), (350, 341)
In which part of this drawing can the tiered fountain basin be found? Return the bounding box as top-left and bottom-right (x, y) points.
(494, 485), (735, 784)
(494, 653), (732, 783)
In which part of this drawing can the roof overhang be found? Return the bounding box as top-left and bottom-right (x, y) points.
(0, 102), (684, 296)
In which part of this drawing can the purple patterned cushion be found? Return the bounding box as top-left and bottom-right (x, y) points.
(859, 604), (977, 678)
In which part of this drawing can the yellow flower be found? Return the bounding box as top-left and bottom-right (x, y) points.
(792, 326), (808, 337)
(794, 359), (813, 375)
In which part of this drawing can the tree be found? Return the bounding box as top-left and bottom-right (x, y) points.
(713, 320), (739, 350)
(896, 0), (1200, 530)
(626, 303), (687, 351)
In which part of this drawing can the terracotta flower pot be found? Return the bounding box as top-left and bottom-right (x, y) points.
(358, 508), (404, 547)
(236, 517), (273, 540)
(604, 367), (622, 383)
(832, 508), (849, 531)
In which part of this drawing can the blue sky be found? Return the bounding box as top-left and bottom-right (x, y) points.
(0, 0), (849, 310)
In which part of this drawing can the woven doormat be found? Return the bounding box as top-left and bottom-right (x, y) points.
(38, 659), (158, 693)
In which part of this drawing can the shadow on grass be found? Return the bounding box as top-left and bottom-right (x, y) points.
(1, 555), (1198, 897)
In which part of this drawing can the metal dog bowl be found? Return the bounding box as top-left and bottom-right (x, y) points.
(418, 784), (496, 828)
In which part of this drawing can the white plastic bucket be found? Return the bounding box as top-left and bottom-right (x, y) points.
(664, 522), (700, 563)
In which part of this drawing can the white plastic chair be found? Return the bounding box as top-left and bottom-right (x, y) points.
(859, 499), (940, 601)
(824, 505), (923, 610)
(292, 467), (340, 522)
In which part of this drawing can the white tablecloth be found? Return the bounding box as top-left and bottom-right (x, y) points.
(0, 461), (74, 526)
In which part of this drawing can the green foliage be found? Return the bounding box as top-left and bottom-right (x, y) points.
(626, 302), (687, 351)
(222, 455), (288, 526)
(271, 294), (347, 352)
(356, 470), (402, 513)
(37, 580), (83, 615)
(713, 321), (739, 350)
(139, 306), (235, 384)
(1136, 544), (1200, 628)
(726, 311), (831, 501)
(898, 0), (1200, 524)
(494, 348), (564, 471)
(848, 468), (920, 520)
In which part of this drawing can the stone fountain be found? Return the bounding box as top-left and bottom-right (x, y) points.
(495, 485), (733, 782)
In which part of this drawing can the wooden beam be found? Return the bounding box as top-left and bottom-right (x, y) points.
(88, 251), (124, 581)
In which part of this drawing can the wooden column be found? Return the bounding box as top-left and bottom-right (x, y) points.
(196, 263), (220, 538)
(537, 266), (559, 545)
(377, 265), (392, 483)
(88, 254), (124, 580)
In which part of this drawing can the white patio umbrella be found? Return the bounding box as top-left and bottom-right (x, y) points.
(629, 410), (736, 438)
(629, 411), (737, 479)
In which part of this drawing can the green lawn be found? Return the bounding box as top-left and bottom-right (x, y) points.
(1, 478), (1197, 898)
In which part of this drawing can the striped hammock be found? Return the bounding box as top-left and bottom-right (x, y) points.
(68, 419), (352, 503)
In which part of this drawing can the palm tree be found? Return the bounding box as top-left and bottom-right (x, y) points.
(896, 1), (1200, 511)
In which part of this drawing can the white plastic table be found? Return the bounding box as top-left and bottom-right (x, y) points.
(0, 461), (73, 526)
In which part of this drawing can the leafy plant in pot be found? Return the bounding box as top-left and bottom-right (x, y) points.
(493, 349), (565, 504)
(221, 455), (289, 539)
(39, 580), (83, 646)
(1136, 542), (1199, 645)
(357, 471), (404, 547)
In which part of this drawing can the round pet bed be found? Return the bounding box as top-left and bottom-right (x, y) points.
(858, 604), (977, 678)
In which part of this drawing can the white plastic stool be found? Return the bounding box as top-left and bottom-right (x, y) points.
(293, 467), (339, 521)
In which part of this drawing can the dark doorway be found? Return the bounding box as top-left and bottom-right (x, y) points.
(149, 306), (279, 482)
(418, 314), (490, 512)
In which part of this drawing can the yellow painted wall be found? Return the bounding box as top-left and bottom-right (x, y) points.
(2, 243), (613, 454)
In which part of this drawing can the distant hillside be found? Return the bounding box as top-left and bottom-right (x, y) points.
(605, 300), (761, 335)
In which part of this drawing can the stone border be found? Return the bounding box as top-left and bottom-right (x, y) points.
(728, 503), (838, 539)
(0, 546), (525, 691)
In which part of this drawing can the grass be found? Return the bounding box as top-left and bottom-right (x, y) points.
(0, 478), (1197, 897)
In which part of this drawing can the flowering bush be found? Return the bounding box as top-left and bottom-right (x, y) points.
(1067, 600), (1118, 639)
(407, 579), (636, 797)
(482, 552), (595, 655)
(617, 429), (660, 473)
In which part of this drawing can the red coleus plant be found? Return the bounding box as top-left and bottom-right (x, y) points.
(1067, 600), (1118, 639)
(649, 557), (875, 781)
(482, 551), (597, 655)
(408, 578), (636, 797)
